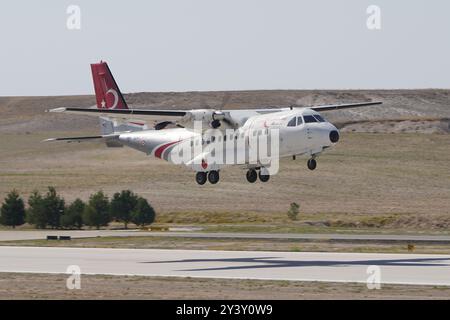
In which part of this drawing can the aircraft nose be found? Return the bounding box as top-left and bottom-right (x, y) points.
(329, 130), (340, 143)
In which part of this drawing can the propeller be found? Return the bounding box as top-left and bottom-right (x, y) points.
(154, 121), (184, 130)
(210, 92), (237, 129)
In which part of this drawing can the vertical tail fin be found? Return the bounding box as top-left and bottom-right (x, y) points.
(91, 61), (128, 110)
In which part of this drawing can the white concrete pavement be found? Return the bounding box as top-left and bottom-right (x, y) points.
(0, 246), (450, 286)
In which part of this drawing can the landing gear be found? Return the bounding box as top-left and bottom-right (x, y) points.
(258, 169), (270, 182)
(195, 172), (207, 185)
(307, 158), (317, 170)
(208, 170), (220, 184)
(196, 170), (220, 185)
(246, 169), (258, 183)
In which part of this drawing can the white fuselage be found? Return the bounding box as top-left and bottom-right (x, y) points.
(117, 108), (339, 172)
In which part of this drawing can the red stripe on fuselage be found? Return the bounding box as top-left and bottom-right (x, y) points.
(128, 121), (145, 126)
(154, 141), (179, 159)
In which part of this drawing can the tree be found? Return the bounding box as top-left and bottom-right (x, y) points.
(0, 190), (25, 228)
(83, 191), (110, 230)
(61, 198), (85, 229)
(131, 197), (155, 227)
(110, 190), (138, 229)
(43, 187), (65, 229)
(287, 202), (300, 221)
(27, 190), (47, 229)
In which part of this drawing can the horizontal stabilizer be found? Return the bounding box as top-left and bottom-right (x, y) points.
(43, 133), (119, 143)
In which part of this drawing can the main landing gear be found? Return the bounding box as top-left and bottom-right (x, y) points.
(196, 170), (220, 185)
(246, 168), (270, 183)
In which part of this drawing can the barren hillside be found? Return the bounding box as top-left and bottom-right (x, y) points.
(1, 89), (449, 134)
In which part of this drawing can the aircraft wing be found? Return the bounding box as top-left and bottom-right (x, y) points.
(48, 100), (382, 129)
(48, 107), (187, 122)
(310, 101), (382, 111)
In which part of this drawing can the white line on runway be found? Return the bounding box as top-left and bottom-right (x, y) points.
(1, 246), (450, 286)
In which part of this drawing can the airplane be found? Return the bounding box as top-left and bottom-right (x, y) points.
(47, 61), (382, 185)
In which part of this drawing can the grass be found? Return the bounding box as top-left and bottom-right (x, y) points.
(2, 235), (450, 254)
(1, 132), (450, 234)
(154, 211), (450, 235)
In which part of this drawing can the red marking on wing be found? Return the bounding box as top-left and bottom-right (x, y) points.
(154, 141), (179, 159)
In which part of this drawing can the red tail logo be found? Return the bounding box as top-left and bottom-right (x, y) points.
(91, 61), (128, 110)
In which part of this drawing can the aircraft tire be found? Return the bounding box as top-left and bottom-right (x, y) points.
(196, 172), (208, 185)
(258, 170), (270, 182)
(246, 169), (258, 183)
(307, 159), (317, 170)
(208, 170), (220, 184)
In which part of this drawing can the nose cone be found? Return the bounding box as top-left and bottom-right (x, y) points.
(329, 130), (340, 143)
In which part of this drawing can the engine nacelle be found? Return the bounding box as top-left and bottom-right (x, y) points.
(183, 109), (225, 129)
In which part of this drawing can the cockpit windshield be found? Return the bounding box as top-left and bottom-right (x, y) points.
(313, 115), (326, 122)
(303, 115), (318, 123)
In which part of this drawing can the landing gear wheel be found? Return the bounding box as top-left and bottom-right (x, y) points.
(258, 170), (270, 182)
(246, 169), (258, 183)
(307, 158), (317, 170)
(196, 172), (207, 185)
(208, 170), (220, 184)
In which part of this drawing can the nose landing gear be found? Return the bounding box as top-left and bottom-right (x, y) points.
(307, 158), (317, 170)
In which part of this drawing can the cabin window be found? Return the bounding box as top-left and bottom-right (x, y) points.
(287, 117), (296, 127)
(211, 136), (215, 142)
(297, 117), (303, 126)
(304, 115), (318, 123)
(224, 135), (227, 141)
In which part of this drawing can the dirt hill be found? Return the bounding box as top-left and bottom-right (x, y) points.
(0, 89), (449, 134)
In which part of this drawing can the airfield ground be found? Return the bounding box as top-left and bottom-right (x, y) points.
(0, 90), (449, 299)
(3, 272), (450, 300)
(2, 235), (450, 255)
(1, 132), (449, 234)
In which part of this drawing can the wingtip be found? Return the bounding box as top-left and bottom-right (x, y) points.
(47, 107), (67, 113)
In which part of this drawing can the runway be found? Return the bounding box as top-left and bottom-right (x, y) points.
(1, 246), (450, 286)
(2, 230), (450, 243)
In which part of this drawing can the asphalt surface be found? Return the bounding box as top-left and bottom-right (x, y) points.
(1, 246), (450, 285)
(1, 230), (450, 243)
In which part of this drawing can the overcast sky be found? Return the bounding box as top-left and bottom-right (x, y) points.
(0, 0), (449, 96)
